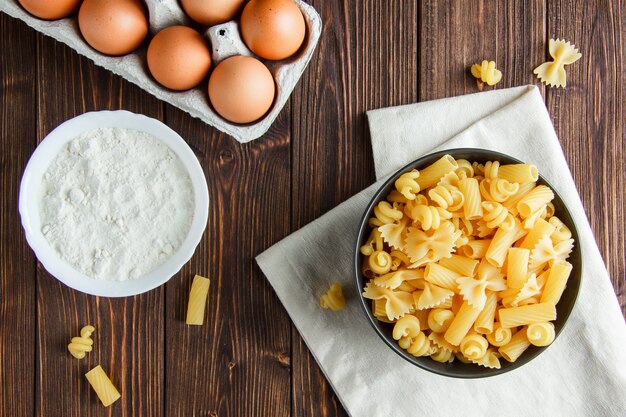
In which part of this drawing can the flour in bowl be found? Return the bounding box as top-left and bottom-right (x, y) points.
(39, 127), (195, 281)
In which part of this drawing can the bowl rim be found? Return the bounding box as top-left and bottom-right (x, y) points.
(353, 148), (582, 378)
(18, 110), (209, 297)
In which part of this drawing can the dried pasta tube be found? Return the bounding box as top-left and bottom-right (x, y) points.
(444, 301), (482, 346)
(474, 291), (497, 334)
(506, 248), (531, 289)
(85, 365), (121, 407)
(498, 164), (539, 183)
(416, 155), (459, 190)
(439, 255), (479, 277)
(186, 275), (211, 325)
(499, 303), (556, 328)
(459, 177), (483, 220)
(498, 328), (531, 362)
(424, 262), (460, 291)
(541, 260), (573, 305)
(485, 218), (522, 268)
(517, 185), (554, 218)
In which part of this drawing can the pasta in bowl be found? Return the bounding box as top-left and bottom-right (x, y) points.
(354, 149), (581, 378)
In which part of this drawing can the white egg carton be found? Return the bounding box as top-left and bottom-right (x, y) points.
(0, 0), (322, 143)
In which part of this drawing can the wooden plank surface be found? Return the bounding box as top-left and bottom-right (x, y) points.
(545, 0), (625, 311)
(35, 34), (164, 417)
(0, 1), (624, 417)
(0, 13), (37, 417)
(162, 105), (291, 416)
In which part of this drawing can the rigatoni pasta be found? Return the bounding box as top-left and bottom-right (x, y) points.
(85, 365), (121, 407)
(186, 275), (211, 325)
(360, 155), (575, 368)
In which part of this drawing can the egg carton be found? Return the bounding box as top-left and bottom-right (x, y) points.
(0, 0), (322, 143)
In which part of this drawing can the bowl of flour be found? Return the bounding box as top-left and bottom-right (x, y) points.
(19, 111), (209, 297)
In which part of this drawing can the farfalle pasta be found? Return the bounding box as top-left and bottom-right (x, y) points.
(360, 155), (575, 368)
(533, 38), (582, 88)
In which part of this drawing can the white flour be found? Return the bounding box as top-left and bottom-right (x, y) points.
(39, 127), (194, 281)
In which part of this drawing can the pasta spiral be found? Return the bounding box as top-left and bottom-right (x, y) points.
(460, 333), (489, 360)
(526, 322), (555, 346)
(395, 169), (421, 200)
(392, 315), (421, 340)
(427, 308), (455, 333)
(368, 250), (393, 274)
(490, 179), (519, 202)
(483, 160), (500, 179)
(481, 201), (509, 228)
(372, 201), (403, 225)
(486, 323), (512, 347)
(68, 325), (95, 359)
(408, 205), (452, 231)
(428, 185), (464, 211)
(407, 332), (431, 356)
(455, 159), (474, 178)
(431, 346), (454, 363)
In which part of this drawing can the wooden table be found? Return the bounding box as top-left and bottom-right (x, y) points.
(1, 1), (624, 416)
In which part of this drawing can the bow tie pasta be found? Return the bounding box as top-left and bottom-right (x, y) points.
(361, 155), (575, 368)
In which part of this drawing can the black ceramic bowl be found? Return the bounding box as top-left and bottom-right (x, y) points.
(354, 148), (582, 378)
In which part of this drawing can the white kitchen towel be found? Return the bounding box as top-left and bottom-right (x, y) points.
(256, 85), (626, 417)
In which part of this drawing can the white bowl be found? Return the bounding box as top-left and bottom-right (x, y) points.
(19, 110), (209, 297)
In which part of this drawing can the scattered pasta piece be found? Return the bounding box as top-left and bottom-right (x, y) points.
(360, 155), (575, 366)
(320, 283), (346, 311)
(470, 60), (502, 90)
(67, 325), (95, 359)
(186, 275), (211, 325)
(85, 365), (121, 407)
(533, 38), (582, 88)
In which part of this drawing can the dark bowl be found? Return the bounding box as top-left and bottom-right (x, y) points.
(354, 148), (582, 378)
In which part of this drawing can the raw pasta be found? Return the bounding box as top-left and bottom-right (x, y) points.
(470, 60), (502, 88)
(186, 275), (211, 325)
(85, 365), (121, 407)
(499, 303), (557, 328)
(360, 155), (575, 366)
(320, 283), (346, 311)
(527, 322), (555, 346)
(68, 325), (95, 359)
(533, 38), (582, 88)
(498, 328), (531, 362)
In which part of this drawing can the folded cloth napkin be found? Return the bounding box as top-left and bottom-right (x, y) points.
(256, 85), (626, 417)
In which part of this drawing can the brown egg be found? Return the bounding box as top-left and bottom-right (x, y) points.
(240, 0), (306, 60)
(208, 56), (275, 124)
(18, 0), (82, 20)
(78, 0), (148, 56)
(147, 26), (212, 91)
(180, 0), (245, 26)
